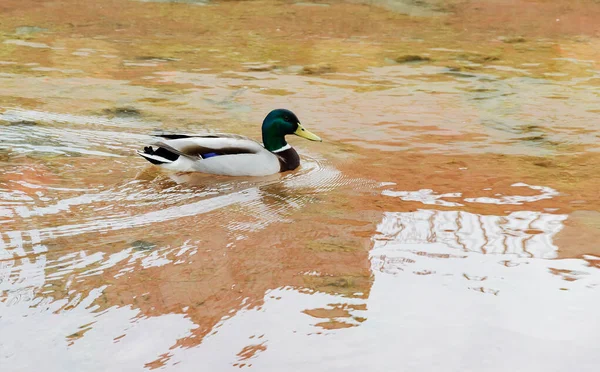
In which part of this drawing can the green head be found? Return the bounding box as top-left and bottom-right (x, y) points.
(261, 109), (322, 152)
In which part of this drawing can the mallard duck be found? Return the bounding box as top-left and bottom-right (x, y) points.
(136, 109), (322, 176)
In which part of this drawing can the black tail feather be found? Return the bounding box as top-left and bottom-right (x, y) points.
(138, 145), (180, 165)
(143, 146), (180, 161)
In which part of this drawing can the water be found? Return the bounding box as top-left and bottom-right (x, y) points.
(1, 0), (600, 371)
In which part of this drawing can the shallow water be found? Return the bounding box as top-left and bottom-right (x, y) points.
(1, 0), (600, 371)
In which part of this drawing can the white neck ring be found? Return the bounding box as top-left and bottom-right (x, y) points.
(272, 144), (291, 153)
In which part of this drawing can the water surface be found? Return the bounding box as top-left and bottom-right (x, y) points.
(1, 0), (599, 371)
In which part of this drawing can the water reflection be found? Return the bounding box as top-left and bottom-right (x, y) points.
(373, 209), (566, 259)
(383, 182), (561, 207)
(115, 205), (598, 371)
(1, 284), (198, 371)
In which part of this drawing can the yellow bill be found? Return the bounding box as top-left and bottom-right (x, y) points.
(294, 123), (322, 142)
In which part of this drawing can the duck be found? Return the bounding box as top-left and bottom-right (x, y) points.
(136, 109), (322, 176)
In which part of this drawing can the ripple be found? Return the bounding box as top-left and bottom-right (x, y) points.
(0, 122), (148, 157)
(0, 109), (159, 129)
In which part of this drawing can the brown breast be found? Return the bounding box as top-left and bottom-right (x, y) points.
(276, 147), (301, 172)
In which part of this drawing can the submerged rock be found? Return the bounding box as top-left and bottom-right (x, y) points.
(443, 67), (477, 78)
(455, 53), (500, 64)
(101, 106), (142, 118)
(501, 36), (527, 43)
(7, 120), (38, 126)
(395, 55), (432, 63)
(243, 63), (276, 72)
(301, 63), (335, 75)
(131, 240), (157, 251)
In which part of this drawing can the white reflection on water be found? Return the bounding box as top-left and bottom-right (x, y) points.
(464, 182), (560, 205)
(383, 182), (561, 208)
(1, 285), (197, 372)
(2, 202), (600, 371)
(375, 210), (566, 259)
(382, 189), (464, 207)
(156, 209), (599, 372)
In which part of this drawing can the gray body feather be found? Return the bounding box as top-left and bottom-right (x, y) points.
(137, 134), (284, 176)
